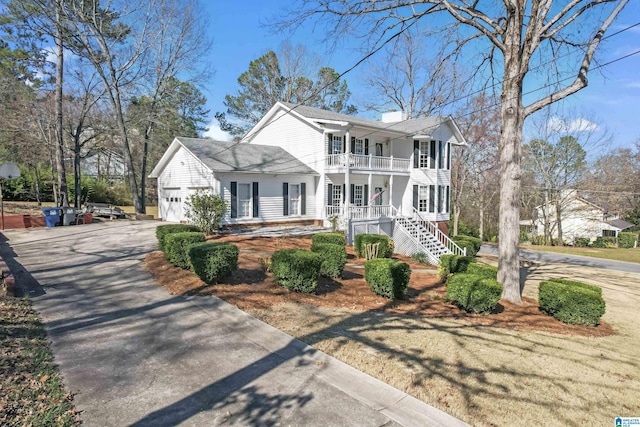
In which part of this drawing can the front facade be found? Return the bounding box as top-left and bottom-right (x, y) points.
(150, 102), (467, 263)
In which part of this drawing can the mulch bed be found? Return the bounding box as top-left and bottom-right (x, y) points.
(145, 235), (615, 338)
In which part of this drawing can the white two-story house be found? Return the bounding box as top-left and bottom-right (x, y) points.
(150, 102), (467, 263)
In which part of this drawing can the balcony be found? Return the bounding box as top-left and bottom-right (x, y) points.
(325, 153), (410, 173)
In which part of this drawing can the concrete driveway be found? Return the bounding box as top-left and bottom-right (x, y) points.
(0, 221), (466, 427)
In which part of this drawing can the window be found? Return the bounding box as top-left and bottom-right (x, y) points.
(290, 184), (300, 215)
(332, 185), (342, 206)
(238, 183), (251, 218)
(419, 141), (429, 168)
(332, 135), (343, 154)
(354, 138), (364, 155)
(375, 143), (383, 157)
(418, 186), (428, 212)
(353, 185), (364, 206)
(602, 230), (617, 237)
(374, 187), (383, 206)
(437, 185), (449, 214)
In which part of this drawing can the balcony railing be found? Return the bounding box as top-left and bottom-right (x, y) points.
(325, 153), (410, 172)
(325, 205), (397, 219)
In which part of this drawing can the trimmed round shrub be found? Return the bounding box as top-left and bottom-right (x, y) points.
(539, 280), (606, 326)
(573, 237), (591, 247)
(156, 224), (201, 252)
(452, 235), (481, 257)
(311, 232), (346, 246)
(188, 242), (239, 284)
(618, 232), (639, 249)
(547, 278), (602, 296)
(446, 273), (502, 314)
(437, 254), (474, 280)
(164, 232), (205, 268)
(354, 234), (392, 258)
(364, 258), (411, 299)
(466, 263), (498, 279)
(311, 242), (347, 278)
(271, 249), (322, 293)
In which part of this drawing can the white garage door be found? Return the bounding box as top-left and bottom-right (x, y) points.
(160, 188), (182, 222)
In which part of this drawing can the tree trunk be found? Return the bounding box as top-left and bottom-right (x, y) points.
(453, 206), (460, 236)
(74, 144), (81, 208)
(140, 122), (154, 214)
(479, 204), (485, 242)
(497, 38), (525, 303)
(555, 192), (564, 246)
(55, 2), (68, 208)
(543, 190), (551, 245)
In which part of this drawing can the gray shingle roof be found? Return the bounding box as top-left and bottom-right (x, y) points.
(605, 219), (634, 231)
(177, 137), (318, 175)
(280, 102), (444, 136)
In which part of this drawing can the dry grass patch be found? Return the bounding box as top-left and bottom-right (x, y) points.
(145, 234), (638, 426)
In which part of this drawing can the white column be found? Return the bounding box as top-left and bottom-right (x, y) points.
(389, 174), (394, 215)
(344, 130), (351, 217)
(367, 173), (373, 218)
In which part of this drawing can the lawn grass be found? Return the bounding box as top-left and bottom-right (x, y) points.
(0, 297), (79, 426)
(521, 244), (640, 264)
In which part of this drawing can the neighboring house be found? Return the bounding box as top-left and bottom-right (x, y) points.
(533, 189), (634, 244)
(150, 102), (467, 264)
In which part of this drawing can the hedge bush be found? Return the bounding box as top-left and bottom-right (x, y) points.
(547, 278), (602, 296)
(538, 280), (606, 326)
(437, 254), (474, 280)
(164, 232), (205, 268)
(311, 242), (347, 278)
(592, 236), (617, 248)
(156, 224), (201, 252)
(271, 249), (322, 293)
(618, 232), (639, 249)
(574, 237), (591, 247)
(354, 234), (392, 258)
(311, 232), (346, 246)
(466, 263), (498, 279)
(364, 258), (411, 299)
(188, 242), (239, 284)
(446, 273), (502, 314)
(452, 235), (481, 257)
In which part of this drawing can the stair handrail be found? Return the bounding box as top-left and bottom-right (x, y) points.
(395, 216), (440, 265)
(411, 208), (466, 256)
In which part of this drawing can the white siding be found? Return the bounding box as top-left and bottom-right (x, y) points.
(218, 173), (317, 224)
(157, 146), (216, 221)
(535, 198), (605, 243)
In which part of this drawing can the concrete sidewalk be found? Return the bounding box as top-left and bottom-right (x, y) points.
(1, 221), (467, 427)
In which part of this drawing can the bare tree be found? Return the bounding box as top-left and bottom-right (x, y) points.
(277, 0), (629, 303)
(452, 94), (501, 239)
(362, 27), (467, 118)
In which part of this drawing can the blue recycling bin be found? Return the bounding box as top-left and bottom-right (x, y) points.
(42, 207), (62, 227)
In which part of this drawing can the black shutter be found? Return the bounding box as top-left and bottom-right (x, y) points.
(230, 181), (237, 218)
(364, 185), (368, 206)
(252, 182), (259, 218)
(327, 133), (333, 155)
(446, 185), (450, 213)
(342, 184), (346, 202)
(437, 185), (443, 213)
(283, 183), (289, 216)
(327, 183), (333, 206)
(438, 141), (444, 169)
(301, 183), (306, 215)
(413, 185), (419, 210)
(413, 140), (419, 168)
(342, 136), (346, 153)
(429, 185), (435, 213)
(350, 184), (355, 204)
(351, 136), (356, 154)
(430, 140), (436, 169)
(364, 139), (369, 155)
(446, 142), (451, 170)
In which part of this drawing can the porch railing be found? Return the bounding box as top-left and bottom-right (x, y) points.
(325, 205), (396, 219)
(325, 153), (410, 172)
(412, 208), (466, 256)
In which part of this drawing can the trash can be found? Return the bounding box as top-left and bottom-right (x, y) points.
(42, 207), (62, 227)
(62, 208), (76, 226)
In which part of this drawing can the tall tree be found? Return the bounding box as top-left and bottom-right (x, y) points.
(278, 0), (629, 303)
(363, 27), (467, 118)
(217, 49), (357, 136)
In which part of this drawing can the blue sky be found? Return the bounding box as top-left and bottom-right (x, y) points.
(201, 1), (640, 150)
